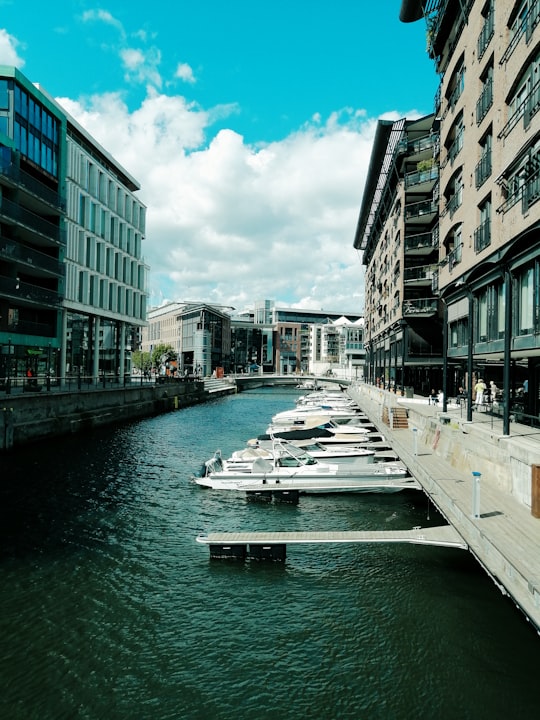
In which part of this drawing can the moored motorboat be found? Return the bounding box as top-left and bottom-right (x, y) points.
(194, 440), (415, 494)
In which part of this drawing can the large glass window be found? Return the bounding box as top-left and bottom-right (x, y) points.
(517, 265), (535, 334)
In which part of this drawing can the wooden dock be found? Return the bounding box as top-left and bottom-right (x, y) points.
(196, 525), (468, 561)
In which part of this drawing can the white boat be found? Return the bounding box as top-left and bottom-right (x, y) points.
(194, 440), (415, 494)
(244, 439), (376, 465)
(266, 412), (374, 435)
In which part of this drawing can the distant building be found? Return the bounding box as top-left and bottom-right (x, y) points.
(142, 302), (232, 377)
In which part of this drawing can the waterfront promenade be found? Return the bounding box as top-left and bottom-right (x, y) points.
(348, 383), (540, 635)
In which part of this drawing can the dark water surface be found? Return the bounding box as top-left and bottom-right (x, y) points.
(1, 388), (538, 720)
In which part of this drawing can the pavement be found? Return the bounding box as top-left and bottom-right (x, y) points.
(347, 383), (540, 636)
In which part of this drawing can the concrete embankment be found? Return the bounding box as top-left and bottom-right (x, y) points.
(348, 382), (540, 635)
(0, 379), (236, 451)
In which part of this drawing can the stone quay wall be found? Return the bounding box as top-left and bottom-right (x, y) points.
(0, 381), (211, 451)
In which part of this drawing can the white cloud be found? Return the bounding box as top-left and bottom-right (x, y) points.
(175, 62), (196, 84)
(58, 89), (372, 312)
(0, 28), (25, 67)
(81, 9), (126, 39)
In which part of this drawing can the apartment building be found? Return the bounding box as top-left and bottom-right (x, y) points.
(354, 114), (442, 395)
(0, 66), (148, 386)
(400, 0), (540, 430)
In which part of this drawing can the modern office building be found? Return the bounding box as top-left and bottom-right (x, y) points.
(0, 67), (66, 385)
(0, 66), (148, 387)
(399, 0), (540, 430)
(354, 114), (442, 395)
(62, 109), (148, 382)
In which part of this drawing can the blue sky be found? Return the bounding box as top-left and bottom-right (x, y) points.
(0, 0), (436, 312)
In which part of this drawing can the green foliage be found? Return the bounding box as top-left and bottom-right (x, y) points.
(131, 350), (152, 371)
(151, 344), (177, 368)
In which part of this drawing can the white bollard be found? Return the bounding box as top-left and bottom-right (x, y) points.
(413, 427), (418, 456)
(472, 471), (481, 518)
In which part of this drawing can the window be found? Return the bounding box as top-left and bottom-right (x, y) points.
(517, 265), (534, 334)
(446, 56), (465, 110)
(474, 197), (491, 252)
(445, 170), (463, 217)
(475, 129), (492, 188)
(446, 112), (464, 165)
(476, 64), (493, 124)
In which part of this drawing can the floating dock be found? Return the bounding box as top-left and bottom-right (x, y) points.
(196, 525), (468, 561)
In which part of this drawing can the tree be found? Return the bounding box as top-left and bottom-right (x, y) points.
(151, 344), (177, 370)
(132, 350), (152, 372)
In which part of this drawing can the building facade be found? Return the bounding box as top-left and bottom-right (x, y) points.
(354, 114), (442, 395)
(0, 67), (66, 386)
(142, 302), (232, 377)
(62, 109), (148, 383)
(0, 66), (148, 388)
(400, 0), (540, 430)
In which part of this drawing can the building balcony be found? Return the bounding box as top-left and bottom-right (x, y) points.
(404, 230), (438, 256)
(0, 195), (65, 247)
(0, 273), (63, 308)
(397, 134), (438, 163)
(404, 264), (438, 286)
(404, 166), (438, 191)
(0, 237), (63, 278)
(0, 157), (65, 212)
(404, 199), (438, 225)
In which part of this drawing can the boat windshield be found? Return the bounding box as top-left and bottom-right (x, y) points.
(274, 442), (317, 466)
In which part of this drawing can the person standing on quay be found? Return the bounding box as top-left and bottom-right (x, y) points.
(474, 378), (486, 408)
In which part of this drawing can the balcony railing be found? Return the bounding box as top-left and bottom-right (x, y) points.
(0, 196), (65, 245)
(447, 243), (462, 270)
(447, 132), (463, 165)
(477, 9), (494, 59)
(500, 78), (540, 139)
(398, 134), (437, 157)
(446, 191), (462, 218)
(404, 231), (438, 252)
(405, 199), (438, 220)
(0, 273), (63, 307)
(0, 159), (65, 211)
(404, 264), (437, 283)
(0, 238), (63, 276)
(404, 166), (438, 189)
(474, 219), (491, 252)
(522, 169), (540, 211)
(475, 152), (492, 188)
(476, 78), (493, 124)
(500, 0), (540, 65)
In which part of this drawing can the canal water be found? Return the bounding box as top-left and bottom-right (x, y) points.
(0, 387), (538, 720)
